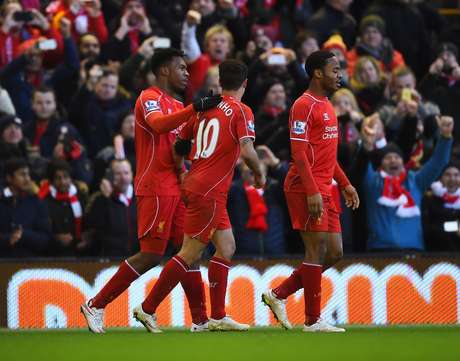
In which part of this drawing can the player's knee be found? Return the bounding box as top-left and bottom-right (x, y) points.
(178, 248), (202, 266)
(220, 241), (235, 260)
(327, 248), (343, 265)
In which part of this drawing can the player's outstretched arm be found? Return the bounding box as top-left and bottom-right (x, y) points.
(145, 95), (222, 134)
(239, 137), (266, 189)
(146, 105), (195, 134)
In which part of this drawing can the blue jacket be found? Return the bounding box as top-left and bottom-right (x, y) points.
(364, 137), (452, 250)
(0, 190), (52, 257)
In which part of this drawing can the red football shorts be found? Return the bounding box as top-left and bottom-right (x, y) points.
(285, 192), (341, 233)
(182, 190), (231, 243)
(136, 195), (184, 255)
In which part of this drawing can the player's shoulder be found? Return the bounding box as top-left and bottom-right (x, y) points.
(231, 100), (254, 118)
(137, 87), (163, 114)
(140, 87), (162, 99)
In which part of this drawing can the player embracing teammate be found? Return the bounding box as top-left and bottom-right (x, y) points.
(133, 59), (266, 332)
(262, 51), (360, 332)
(81, 48), (222, 333)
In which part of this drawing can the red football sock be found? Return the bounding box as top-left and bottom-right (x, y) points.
(142, 256), (189, 315)
(299, 262), (322, 325)
(181, 269), (208, 324)
(90, 260), (139, 309)
(208, 257), (230, 320)
(272, 265), (303, 299)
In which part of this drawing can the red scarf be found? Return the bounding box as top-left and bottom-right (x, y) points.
(113, 184), (133, 207)
(243, 182), (268, 232)
(262, 105), (284, 118)
(378, 170), (420, 217)
(405, 139), (424, 170)
(38, 181), (82, 239)
(127, 29), (140, 54)
(33, 121), (49, 146)
(431, 181), (460, 209)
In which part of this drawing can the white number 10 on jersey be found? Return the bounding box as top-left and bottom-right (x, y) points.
(193, 118), (220, 159)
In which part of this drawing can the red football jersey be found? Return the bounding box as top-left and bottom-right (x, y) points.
(180, 95), (255, 198)
(284, 91), (339, 196)
(134, 86), (185, 196)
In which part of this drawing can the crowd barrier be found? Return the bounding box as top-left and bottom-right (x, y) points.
(1, 256), (459, 329)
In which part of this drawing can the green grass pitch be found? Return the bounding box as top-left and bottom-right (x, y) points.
(1, 326), (459, 361)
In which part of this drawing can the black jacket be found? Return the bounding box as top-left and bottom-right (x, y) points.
(307, 3), (357, 48)
(83, 191), (138, 257)
(422, 191), (460, 252)
(69, 86), (131, 157)
(0, 189), (51, 257)
(43, 185), (88, 256)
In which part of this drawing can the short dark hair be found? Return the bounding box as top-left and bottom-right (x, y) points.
(32, 85), (55, 99)
(150, 48), (184, 76)
(5, 158), (28, 177)
(304, 50), (335, 78)
(218, 59), (248, 91)
(47, 159), (72, 181)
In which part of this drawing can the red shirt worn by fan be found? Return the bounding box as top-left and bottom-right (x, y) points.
(180, 95), (256, 199)
(284, 91), (344, 197)
(134, 86), (186, 197)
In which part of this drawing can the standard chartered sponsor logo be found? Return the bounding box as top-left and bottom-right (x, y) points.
(323, 125), (338, 140)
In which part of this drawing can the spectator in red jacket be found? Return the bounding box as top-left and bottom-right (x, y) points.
(347, 15), (405, 76)
(46, 0), (108, 44)
(0, 1), (57, 68)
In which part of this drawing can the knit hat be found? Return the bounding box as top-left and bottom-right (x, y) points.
(259, 78), (283, 101)
(437, 42), (459, 59)
(378, 143), (403, 164)
(0, 114), (22, 135)
(322, 34), (347, 56)
(360, 15), (386, 35)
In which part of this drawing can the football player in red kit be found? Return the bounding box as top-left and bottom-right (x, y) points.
(132, 59), (266, 332)
(81, 48), (222, 333)
(262, 51), (360, 332)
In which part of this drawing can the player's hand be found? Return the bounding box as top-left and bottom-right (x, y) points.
(437, 115), (454, 138)
(307, 193), (323, 219)
(9, 225), (23, 247)
(254, 173), (266, 189)
(174, 138), (192, 156)
(342, 185), (360, 210)
(193, 95), (222, 112)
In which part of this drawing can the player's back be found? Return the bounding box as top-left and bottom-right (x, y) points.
(134, 86), (185, 197)
(285, 91), (339, 195)
(181, 95), (255, 199)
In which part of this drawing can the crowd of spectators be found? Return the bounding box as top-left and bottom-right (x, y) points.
(1, 0), (460, 258)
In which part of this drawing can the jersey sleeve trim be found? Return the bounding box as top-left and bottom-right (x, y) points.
(290, 137), (308, 142)
(239, 135), (255, 141)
